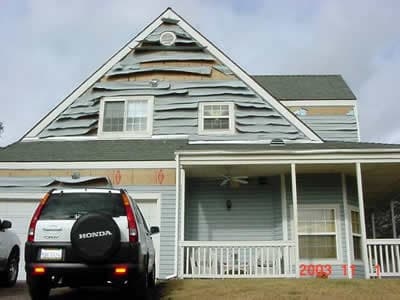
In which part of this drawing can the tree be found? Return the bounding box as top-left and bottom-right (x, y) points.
(0, 121), (3, 135)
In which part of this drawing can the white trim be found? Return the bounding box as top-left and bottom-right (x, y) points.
(0, 161), (175, 169)
(98, 96), (154, 138)
(198, 102), (235, 135)
(24, 8), (322, 142)
(355, 162), (369, 279)
(23, 134), (189, 142)
(282, 100), (356, 106)
(342, 173), (352, 278)
(179, 240), (295, 247)
(24, 11), (164, 139)
(296, 204), (342, 264)
(290, 164), (300, 277)
(280, 174), (288, 240)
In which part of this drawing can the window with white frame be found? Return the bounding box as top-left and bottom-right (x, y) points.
(350, 208), (362, 260)
(199, 102), (234, 134)
(99, 96), (153, 136)
(298, 207), (339, 259)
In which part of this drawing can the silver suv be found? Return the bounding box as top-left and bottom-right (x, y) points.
(25, 188), (159, 300)
(0, 219), (20, 287)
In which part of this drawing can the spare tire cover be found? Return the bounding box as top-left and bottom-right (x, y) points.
(70, 212), (121, 262)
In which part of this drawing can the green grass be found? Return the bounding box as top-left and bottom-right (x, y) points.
(158, 279), (400, 300)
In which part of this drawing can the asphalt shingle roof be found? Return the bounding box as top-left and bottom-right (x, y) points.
(0, 140), (399, 162)
(252, 75), (356, 100)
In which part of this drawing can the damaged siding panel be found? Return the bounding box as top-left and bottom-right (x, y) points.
(106, 66), (212, 77)
(47, 119), (97, 130)
(169, 80), (246, 89)
(94, 81), (171, 90)
(119, 51), (215, 65)
(39, 127), (96, 138)
(298, 115), (358, 141)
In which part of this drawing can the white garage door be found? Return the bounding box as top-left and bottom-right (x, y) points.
(0, 199), (38, 281)
(135, 198), (160, 278)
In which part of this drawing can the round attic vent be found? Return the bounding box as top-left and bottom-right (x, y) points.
(160, 31), (176, 46)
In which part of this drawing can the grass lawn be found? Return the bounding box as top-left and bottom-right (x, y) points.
(158, 279), (400, 300)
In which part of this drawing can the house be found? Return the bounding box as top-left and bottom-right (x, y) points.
(1, 8), (400, 281)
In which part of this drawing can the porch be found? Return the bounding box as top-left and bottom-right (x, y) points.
(175, 148), (400, 279)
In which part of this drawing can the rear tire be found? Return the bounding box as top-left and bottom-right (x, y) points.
(0, 250), (19, 287)
(148, 263), (156, 288)
(27, 275), (50, 300)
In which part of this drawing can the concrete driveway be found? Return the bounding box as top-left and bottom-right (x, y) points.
(0, 282), (161, 300)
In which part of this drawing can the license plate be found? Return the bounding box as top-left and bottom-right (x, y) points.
(40, 248), (63, 261)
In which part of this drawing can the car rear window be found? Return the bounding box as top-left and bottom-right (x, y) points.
(39, 192), (126, 219)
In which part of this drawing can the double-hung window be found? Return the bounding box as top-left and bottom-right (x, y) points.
(199, 102), (234, 134)
(298, 206), (339, 260)
(99, 96), (153, 136)
(350, 208), (362, 260)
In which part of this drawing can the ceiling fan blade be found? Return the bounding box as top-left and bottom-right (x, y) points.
(220, 178), (230, 186)
(234, 176), (248, 180)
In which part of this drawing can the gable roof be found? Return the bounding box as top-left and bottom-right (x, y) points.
(252, 75), (356, 101)
(1, 140), (400, 162)
(23, 8), (322, 142)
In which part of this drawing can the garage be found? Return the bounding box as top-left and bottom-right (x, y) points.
(0, 189), (161, 281)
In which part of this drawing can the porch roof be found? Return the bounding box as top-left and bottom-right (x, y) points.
(0, 140), (399, 162)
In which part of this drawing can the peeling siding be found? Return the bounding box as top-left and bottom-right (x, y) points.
(38, 20), (306, 141)
(297, 115), (358, 141)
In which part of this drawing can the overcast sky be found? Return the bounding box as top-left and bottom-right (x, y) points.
(0, 0), (399, 146)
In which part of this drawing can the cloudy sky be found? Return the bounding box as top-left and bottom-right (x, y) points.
(0, 0), (399, 146)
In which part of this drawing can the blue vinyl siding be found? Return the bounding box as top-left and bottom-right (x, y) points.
(185, 176), (282, 241)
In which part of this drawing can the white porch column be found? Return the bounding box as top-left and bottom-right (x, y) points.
(281, 174), (288, 240)
(174, 154), (180, 278)
(179, 168), (186, 277)
(371, 212), (376, 239)
(391, 200), (397, 238)
(291, 163), (299, 278)
(355, 162), (369, 279)
(342, 173), (352, 278)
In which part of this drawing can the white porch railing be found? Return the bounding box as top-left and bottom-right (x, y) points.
(180, 241), (296, 278)
(367, 239), (400, 277)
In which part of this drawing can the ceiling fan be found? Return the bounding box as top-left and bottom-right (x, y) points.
(220, 175), (249, 186)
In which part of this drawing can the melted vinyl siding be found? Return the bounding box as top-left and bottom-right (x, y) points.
(124, 185), (176, 279)
(286, 174), (349, 278)
(185, 177), (282, 241)
(298, 115), (358, 141)
(38, 18), (306, 141)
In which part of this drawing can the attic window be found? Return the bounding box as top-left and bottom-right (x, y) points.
(199, 102), (235, 135)
(98, 96), (153, 137)
(160, 31), (176, 46)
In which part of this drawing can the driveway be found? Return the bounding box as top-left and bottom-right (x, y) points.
(0, 282), (161, 300)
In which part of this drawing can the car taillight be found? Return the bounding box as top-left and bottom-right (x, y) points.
(121, 192), (138, 243)
(27, 192), (51, 242)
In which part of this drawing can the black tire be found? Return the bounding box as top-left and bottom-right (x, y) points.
(70, 212), (121, 263)
(148, 263), (156, 288)
(0, 249), (19, 287)
(27, 275), (50, 300)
